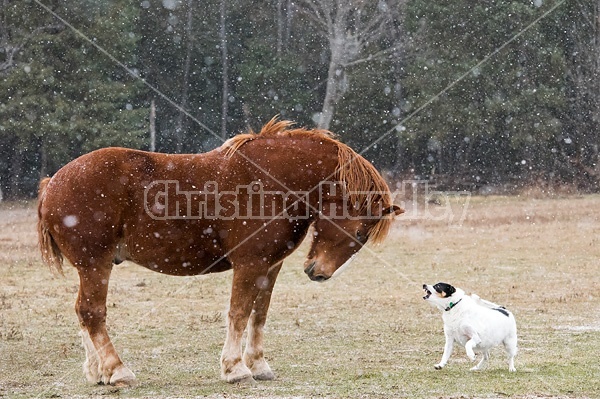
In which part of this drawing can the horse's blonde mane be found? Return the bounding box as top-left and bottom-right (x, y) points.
(223, 117), (395, 244)
(336, 143), (394, 244)
(223, 118), (334, 157)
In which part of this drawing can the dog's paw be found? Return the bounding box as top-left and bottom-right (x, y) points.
(509, 366), (516, 372)
(434, 364), (444, 370)
(469, 366), (480, 371)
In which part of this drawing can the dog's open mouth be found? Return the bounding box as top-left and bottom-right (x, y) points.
(423, 285), (432, 300)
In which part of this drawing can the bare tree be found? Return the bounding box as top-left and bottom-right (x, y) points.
(276, 0), (295, 56)
(277, 0), (285, 55)
(563, 0), (600, 182)
(175, 0), (194, 153)
(220, 0), (229, 139)
(0, 2), (63, 77)
(0, 0), (19, 75)
(150, 99), (156, 152)
(299, 0), (400, 129)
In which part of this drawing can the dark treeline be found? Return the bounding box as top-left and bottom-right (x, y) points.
(0, 0), (598, 198)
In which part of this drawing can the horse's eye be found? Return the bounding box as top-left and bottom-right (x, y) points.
(356, 230), (365, 242)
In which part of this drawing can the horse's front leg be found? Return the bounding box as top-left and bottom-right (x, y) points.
(221, 265), (261, 383)
(76, 264), (135, 386)
(243, 261), (282, 381)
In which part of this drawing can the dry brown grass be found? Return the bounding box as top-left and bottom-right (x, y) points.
(0, 196), (599, 398)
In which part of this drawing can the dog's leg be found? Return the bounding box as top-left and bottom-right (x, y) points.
(504, 335), (518, 372)
(464, 331), (481, 361)
(435, 333), (454, 369)
(470, 351), (489, 371)
(507, 355), (516, 372)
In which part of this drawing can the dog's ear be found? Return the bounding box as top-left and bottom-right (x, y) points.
(434, 282), (456, 297)
(445, 284), (456, 296)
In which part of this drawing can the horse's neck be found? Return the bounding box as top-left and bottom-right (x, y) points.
(238, 138), (340, 182)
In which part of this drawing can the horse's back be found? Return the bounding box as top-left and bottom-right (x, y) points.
(42, 147), (153, 210)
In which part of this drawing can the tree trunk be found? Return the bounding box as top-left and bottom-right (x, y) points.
(276, 0), (293, 57)
(563, 0), (600, 186)
(318, 29), (346, 130)
(220, 0), (229, 140)
(9, 147), (23, 199)
(150, 99), (156, 152)
(175, 0), (194, 153)
(276, 0), (284, 56)
(39, 139), (47, 179)
(593, 1), (600, 128)
(318, 60), (343, 130)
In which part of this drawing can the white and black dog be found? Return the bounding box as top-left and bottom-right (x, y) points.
(423, 282), (518, 372)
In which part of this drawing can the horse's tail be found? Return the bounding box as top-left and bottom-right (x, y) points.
(37, 177), (64, 276)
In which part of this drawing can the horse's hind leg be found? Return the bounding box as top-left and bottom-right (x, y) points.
(243, 261), (282, 381)
(76, 264), (135, 386)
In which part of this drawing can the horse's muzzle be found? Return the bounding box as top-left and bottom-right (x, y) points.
(304, 261), (329, 282)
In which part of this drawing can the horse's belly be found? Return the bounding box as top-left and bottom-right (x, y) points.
(123, 230), (231, 276)
(128, 252), (232, 276)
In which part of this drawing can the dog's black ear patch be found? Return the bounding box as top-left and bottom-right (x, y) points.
(434, 282), (456, 297)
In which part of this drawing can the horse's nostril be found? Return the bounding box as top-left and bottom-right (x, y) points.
(304, 261), (328, 282)
(304, 261), (316, 276)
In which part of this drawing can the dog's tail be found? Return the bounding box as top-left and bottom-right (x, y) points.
(37, 177), (64, 276)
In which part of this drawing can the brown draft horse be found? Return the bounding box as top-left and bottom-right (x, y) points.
(37, 118), (403, 386)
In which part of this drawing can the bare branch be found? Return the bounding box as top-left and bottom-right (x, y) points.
(0, 45), (20, 73)
(342, 46), (398, 67)
(298, 0), (332, 34)
(0, 23), (64, 74)
(357, 14), (388, 43)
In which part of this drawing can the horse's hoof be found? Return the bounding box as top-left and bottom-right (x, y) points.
(253, 370), (275, 381)
(83, 360), (102, 384)
(231, 375), (256, 385)
(109, 366), (136, 387)
(244, 356), (274, 381)
(222, 361), (254, 384)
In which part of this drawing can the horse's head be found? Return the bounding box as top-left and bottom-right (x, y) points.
(303, 199), (403, 282)
(227, 122), (405, 283)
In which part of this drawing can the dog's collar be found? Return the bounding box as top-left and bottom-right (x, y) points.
(445, 298), (462, 311)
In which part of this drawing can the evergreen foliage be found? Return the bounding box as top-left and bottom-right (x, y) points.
(0, 0), (596, 198)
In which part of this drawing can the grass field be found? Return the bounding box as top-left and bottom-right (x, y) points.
(1, 195), (599, 398)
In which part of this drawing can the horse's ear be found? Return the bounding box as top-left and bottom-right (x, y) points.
(383, 205), (404, 216)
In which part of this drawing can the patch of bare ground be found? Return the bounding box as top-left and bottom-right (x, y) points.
(0, 195), (598, 398)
